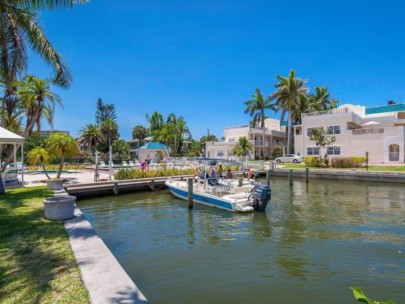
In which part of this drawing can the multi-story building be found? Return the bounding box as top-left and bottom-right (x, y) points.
(206, 118), (287, 160)
(294, 103), (405, 163)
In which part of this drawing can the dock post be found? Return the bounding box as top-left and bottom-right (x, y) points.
(289, 169), (293, 186)
(113, 182), (119, 195)
(306, 168), (309, 183)
(266, 170), (271, 186)
(188, 178), (193, 209)
(151, 179), (155, 189)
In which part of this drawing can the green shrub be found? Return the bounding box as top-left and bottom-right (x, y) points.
(304, 156), (322, 167)
(331, 157), (366, 168)
(114, 167), (196, 180)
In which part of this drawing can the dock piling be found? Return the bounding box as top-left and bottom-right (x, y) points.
(113, 182), (119, 195)
(306, 168), (309, 183)
(188, 178), (193, 209)
(266, 170), (271, 186)
(289, 169), (293, 186)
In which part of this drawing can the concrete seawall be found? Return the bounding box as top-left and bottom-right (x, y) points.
(264, 169), (405, 184)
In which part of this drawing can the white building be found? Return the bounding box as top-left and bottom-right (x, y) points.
(294, 103), (405, 163)
(206, 118), (287, 160)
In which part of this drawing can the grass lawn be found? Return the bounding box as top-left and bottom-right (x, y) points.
(0, 186), (89, 304)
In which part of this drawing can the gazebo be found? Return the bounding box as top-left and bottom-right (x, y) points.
(0, 127), (25, 184)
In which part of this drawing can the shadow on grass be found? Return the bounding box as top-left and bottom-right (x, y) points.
(0, 186), (89, 303)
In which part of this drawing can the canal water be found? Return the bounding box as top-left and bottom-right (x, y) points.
(76, 177), (405, 304)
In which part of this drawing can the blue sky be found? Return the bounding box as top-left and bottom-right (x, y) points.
(28, 0), (405, 140)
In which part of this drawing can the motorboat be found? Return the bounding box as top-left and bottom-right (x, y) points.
(165, 158), (271, 212)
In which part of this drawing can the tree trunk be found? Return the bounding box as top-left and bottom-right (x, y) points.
(287, 108), (292, 154)
(41, 162), (51, 179)
(56, 155), (65, 179)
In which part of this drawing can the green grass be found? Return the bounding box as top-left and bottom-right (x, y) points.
(0, 187), (89, 304)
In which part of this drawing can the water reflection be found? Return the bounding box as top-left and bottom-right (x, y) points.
(77, 177), (405, 304)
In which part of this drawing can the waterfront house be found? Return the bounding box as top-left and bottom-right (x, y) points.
(294, 103), (405, 163)
(206, 118), (287, 160)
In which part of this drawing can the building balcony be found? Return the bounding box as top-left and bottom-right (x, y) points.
(352, 128), (384, 135)
(302, 107), (349, 118)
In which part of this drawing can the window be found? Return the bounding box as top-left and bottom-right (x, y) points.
(307, 128), (313, 136)
(228, 137), (235, 142)
(217, 151), (224, 157)
(327, 126), (341, 135)
(327, 146), (341, 155)
(307, 147), (320, 155)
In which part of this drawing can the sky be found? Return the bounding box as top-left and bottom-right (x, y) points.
(28, 0), (405, 141)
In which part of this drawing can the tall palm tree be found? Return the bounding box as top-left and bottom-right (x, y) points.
(270, 70), (309, 154)
(0, 0), (87, 93)
(146, 111), (164, 134)
(309, 86), (338, 111)
(16, 75), (62, 136)
(79, 123), (102, 154)
(153, 113), (191, 156)
(100, 119), (119, 147)
(244, 88), (275, 159)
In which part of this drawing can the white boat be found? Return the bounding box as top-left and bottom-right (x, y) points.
(165, 158), (271, 213)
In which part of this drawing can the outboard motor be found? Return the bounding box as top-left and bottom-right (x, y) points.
(252, 184), (271, 212)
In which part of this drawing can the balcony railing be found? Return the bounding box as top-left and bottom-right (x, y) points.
(352, 128), (384, 135)
(302, 107), (349, 118)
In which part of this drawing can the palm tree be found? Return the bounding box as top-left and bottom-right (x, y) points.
(146, 111), (164, 133)
(153, 113), (191, 156)
(79, 124), (102, 154)
(27, 147), (51, 179)
(231, 137), (254, 168)
(16, 75), (62, 136)
(270, 70), (309, 154)
(309, 86), (338, 111)
(244, 88), (275, 159)
(46, 132), (78, 179)
(132, 125), (148, 146)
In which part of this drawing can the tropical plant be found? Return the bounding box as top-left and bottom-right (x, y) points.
(231, 137), (254, 160)
(27, 147), (51, 179)
(46, 132), (78, 179)
(244, 88), (275, 159)
(112, 139), (130, 162)
(0, 0), (81, 99)
(152, 113), (192, 156)
(270, 69), (309, 154)
(308, 127), (336, 167)
(95, 98), (117, 125)
(146, 111), (164, 133)
(79, 123), (102, 153)
(16, 75), (62, 136)
(351, 287), (395, 304)
(132, 125), (148, 143)
(99, 119), (119, 153)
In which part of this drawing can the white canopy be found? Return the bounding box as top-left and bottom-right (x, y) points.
(0, 127), (25, 184)
(362, 121), (381, 127)
(0, 127), (24, 143)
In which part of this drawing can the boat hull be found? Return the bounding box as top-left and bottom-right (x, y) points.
(166, 181), (252, 212)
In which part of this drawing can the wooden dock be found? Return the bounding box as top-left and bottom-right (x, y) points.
(64, 175), (194, 197)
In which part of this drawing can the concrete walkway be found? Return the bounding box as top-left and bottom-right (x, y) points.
(62, 191), (148, 303)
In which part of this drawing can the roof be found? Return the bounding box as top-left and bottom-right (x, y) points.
(366, 103), (405, 114)
(138, 142), (170, 150)
(0, 127), (24, 144)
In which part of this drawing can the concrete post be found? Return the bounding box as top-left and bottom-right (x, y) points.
(266, 170), (271, 186)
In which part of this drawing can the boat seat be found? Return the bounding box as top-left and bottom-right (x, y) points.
(208, 178), (220, 186)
